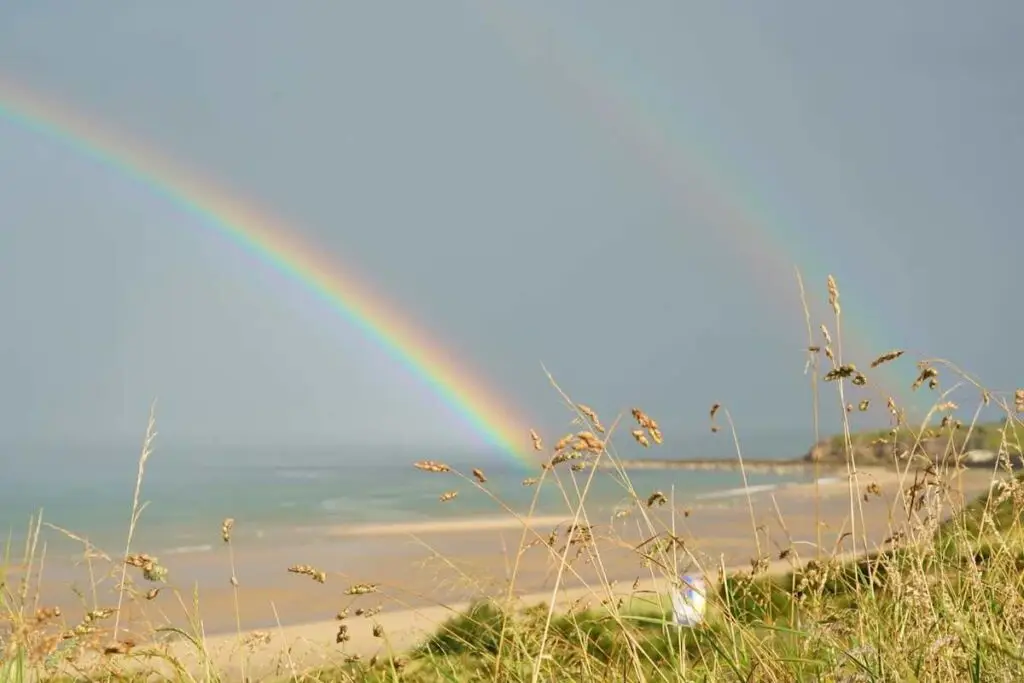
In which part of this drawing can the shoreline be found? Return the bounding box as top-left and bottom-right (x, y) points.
(27, 470), (820, 563)
(26, 465), (1004, 680)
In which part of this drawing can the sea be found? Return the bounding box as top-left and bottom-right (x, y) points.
(0, 437), (818, 563)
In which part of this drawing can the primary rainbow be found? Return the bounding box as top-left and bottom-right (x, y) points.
(0, 78), (536, 465)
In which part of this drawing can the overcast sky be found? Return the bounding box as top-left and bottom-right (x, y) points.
(1, 1), (1021, 455)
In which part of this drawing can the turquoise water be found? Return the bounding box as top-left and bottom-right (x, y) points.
(1, 441), (815, 559)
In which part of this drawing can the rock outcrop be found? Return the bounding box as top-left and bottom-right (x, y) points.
(803, 423), (1014, 469)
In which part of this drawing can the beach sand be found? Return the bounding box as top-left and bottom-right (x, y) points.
(18, 465), (1003, 679)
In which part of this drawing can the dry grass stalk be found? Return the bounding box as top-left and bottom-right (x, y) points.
(530, 429), (543, 451)
(287, 564), (327, 583)
(827, 274), (840, 316)
(414, 460), (451, 473)
(646, 491), (667, 508)
(913, 363), (939, 391)
(871, 349), (905, 367)
(576, 404), (605, 433)
(553, 433), (574, 452)
(221, 517), (235, 543)
(123, 553), (168, 582)
(573, 431), (605, 452)
(631, 408), (663, 444)
(823, 364), (866, 385)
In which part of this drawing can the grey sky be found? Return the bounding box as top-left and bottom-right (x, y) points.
(1, 1), (1021, 455)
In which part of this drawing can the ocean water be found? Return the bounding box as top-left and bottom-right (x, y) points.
(0, 441), (816, 560)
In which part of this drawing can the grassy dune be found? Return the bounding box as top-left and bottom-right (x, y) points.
(3, 275), (1024, 682)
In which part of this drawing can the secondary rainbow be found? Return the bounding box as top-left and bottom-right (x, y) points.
(475, 2), (920, 412)
(0, 79), (536, 465)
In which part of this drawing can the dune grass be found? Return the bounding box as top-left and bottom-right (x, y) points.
(2, 273), (1024, 682)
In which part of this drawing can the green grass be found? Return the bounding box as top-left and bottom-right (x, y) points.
(336, 470), (1024, 682)
(827, 418), (1023, 455)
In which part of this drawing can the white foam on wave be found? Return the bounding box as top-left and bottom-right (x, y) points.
(162, 544), (214, 555)
(695, 484), (778, 501)
(276, 469), (320, 480)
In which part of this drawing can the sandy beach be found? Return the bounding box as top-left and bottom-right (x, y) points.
(19, 463), (1001, 680)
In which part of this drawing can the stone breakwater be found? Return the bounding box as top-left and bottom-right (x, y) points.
(606, 447), (1016, 473)
(596, 458), (843, 475)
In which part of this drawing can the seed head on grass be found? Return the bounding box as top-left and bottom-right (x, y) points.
(631, 429), (650, 447)
(414, 460), (451, 473)
(102, 640), (135, 656)
(221, 517), (234, 543)
(530, 429), (543, 451)
(631, 408), (656, 430)
(574, 431), (604, 452)
(646, 491), (667, 507)
(372, 623), (384, 638)
(576, 404), (605, 433)
(336, 624), (350, 643)
(859, 400), (870, 411)
(824, 364), (866, 385)
(32, 606), (61, 625)
(912, 364), (939, 391)
(84, 608), (117, 622)
(550, 449), (585, 467)
(631, 408), (663, 444)
(871, 349), (905, 368)
(124, 553), (167, 582)
(553, 433), (574, 452)
(827, 274), (841, 316)
(471, 468), (487, 483)
(345, 583), (380, 596)
(439, 491), (458, 502)
(522, 477), (538, 487)
(887, 396), (899, 415)
(1015, 389), (1023, 413)
(288, 564), (327, 584)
